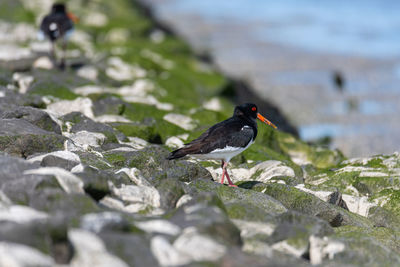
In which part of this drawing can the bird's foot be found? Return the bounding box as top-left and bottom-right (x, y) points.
(228, 184), (238, 187)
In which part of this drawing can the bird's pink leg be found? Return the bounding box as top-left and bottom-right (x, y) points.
(59, 38), (67, 70)
(50, 41), (57, 65)
(222, 161), (237, 187)
(220, 160), (225, 184)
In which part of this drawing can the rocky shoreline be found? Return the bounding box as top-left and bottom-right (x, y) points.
(0, 0), (400, 266)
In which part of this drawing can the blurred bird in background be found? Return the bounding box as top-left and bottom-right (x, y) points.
(39, 3), (78, 69)
(333, 70), (345, 93)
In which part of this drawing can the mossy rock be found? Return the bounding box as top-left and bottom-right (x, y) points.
(1, 106), (62, 134)
(110, 120), (162, 144)
(0, 0), (35, 23)
(168, 192), (242, 247)
(28, 81), (79, 100)
(0, 133), (66, 158)
(98, 232), (159, 267)
(0, 220), (69, 257)
(224, 202), (277, 223)
(104, 145), (212, 183)
(370, 189), (400, 220)
(122, 103), (185, 142)
(0, 91), (46, 109)
(266, 211), (334, 254)
(334, 225), (400, 254)
(353, 175), (399, 195)
(189, 179), (287, 222)
(74, 166), (127, 202)
(60, 112), (121, 144)
(90, 93), (127, 116)
(306, 170), (360, 193)
(367, 205), (400, 231)
(277, 131), (345, 169)
(1, 173), (60, 206)
(155, 177), (186, 210)
(0, 119), (66, 158)
(29, 189), (100, 225)
(252, 183), (373, 228)
(75, 151), (114, 170)
(0, 69), (12, 86)
(330, 226), (400, 265)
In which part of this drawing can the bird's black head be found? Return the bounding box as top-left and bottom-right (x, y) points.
(51, 3), (67, 14)
(234, 103), (258, 120)
(234, 103), (277, 129)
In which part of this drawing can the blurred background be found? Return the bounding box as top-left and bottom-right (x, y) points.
(146, 0), (400, 157)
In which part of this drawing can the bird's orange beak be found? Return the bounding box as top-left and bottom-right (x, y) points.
(68, 12), (79, 23)
(257, 113), (277, 129)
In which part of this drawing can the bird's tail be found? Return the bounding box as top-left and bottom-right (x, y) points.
(166, 148), (188, 160)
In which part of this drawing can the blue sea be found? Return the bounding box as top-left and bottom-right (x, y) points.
(158, 0), (400, 59)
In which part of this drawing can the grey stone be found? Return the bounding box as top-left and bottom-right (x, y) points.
(0, 217), (72, 264)
(173, 227), (227, 263)
(24, 167), (84, 194)
(1, 106), (61, 134)
(61, 112), (124, 143)
(92, 94), (127, 116)
(168, 192), (242, 247)
(272, 211), (334, 240)
(109, 118), (162, 144)
(0, 119), (66, 158)
(1, 173), (58, 205)
(27, 69), (89, 98)
(103, 145), (212, 183)
(328, 190), (349, 211)
(75, 150), (114, 170)
(74, 166), (128, 201)
(40, 155), (80, 170)
(68, 229), (130, 267)
(266, 211), (334, 258)
(0, 90), (46, 108)
(329, 234), (400, 266)
(189, 179), (287, 223)
(29, 189), (100, 219)
(155, 177), (185, 210)
(0, 241), (55, 267)
(80, 212), (132, 233)
(0, 48), (37, 72)
(256, 183), (373, 228)
(0, 153), (40, 184)
(134, 219), (181, 236)
(367, 206), (400, 230)
(99, 231), (159, 267)
(217, 247), (310, 267)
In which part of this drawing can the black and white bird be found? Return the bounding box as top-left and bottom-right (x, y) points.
(167, 103), (277, 187)
(39, 3), (77, 69)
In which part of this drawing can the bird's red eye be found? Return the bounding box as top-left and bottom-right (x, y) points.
(252, 107), (256, 111)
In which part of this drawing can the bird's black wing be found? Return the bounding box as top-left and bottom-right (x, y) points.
(167, 117), (255, 159)
(185, 118), (254, 154)
(40, 15), (53, 37)
(40, 14), (73, 40)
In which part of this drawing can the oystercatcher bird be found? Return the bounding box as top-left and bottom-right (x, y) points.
(39, 3), (77, 69)
(167, 103), (277, 187)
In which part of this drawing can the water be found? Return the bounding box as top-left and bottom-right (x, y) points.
(159, 0), (400, 58)
(148, 0), (400, 156)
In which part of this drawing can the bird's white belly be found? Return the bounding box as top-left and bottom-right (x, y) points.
(192, 141), (254, 162)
